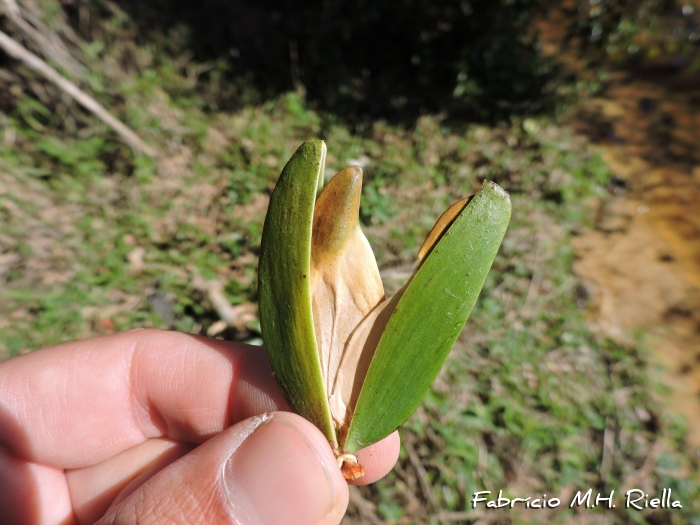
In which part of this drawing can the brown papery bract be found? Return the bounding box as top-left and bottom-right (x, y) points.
(310, 167), (476, 442)
(310, 166), (384, 433)
(417, 196), (471, 262)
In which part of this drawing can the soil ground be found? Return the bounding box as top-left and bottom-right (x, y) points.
(572, 70), (700, 447)
(535, 1), (700, 451)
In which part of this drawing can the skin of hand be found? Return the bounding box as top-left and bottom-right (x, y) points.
(0, 329), (400, 525)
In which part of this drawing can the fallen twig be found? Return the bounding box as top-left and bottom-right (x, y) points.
(190, 275), (258, 332)
(403, 433), (448, 524)
(0, 29), (159, 157)
(1, 0), (84, 78)
(348, 486), (383, 525)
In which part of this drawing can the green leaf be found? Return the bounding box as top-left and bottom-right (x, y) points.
(344, 181), (511, 453)
(258, 140), (337, 444)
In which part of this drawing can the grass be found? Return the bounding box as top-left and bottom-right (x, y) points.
(343, 121), (700, 524)
(1, 1), (699, 523)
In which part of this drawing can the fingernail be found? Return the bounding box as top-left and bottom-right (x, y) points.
(223, 415), (338, 525)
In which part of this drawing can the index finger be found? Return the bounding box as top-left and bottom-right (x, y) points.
(0, 329), (287, 469)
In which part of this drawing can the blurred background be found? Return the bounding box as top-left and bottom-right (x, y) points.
(1, 0), (700, 522)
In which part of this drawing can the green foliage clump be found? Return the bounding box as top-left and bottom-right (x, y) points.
(557, 0), (700, 69)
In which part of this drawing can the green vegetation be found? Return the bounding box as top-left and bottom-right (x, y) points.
(1, 0), (699, 523)
(553, 0), (699, 69)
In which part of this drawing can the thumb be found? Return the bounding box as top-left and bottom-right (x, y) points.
(98, 412), (349, 525)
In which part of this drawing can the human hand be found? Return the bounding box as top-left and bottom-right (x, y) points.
(0, 329), (400, 525)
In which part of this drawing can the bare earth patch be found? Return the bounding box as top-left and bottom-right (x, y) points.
(572, 73), (700, 447)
